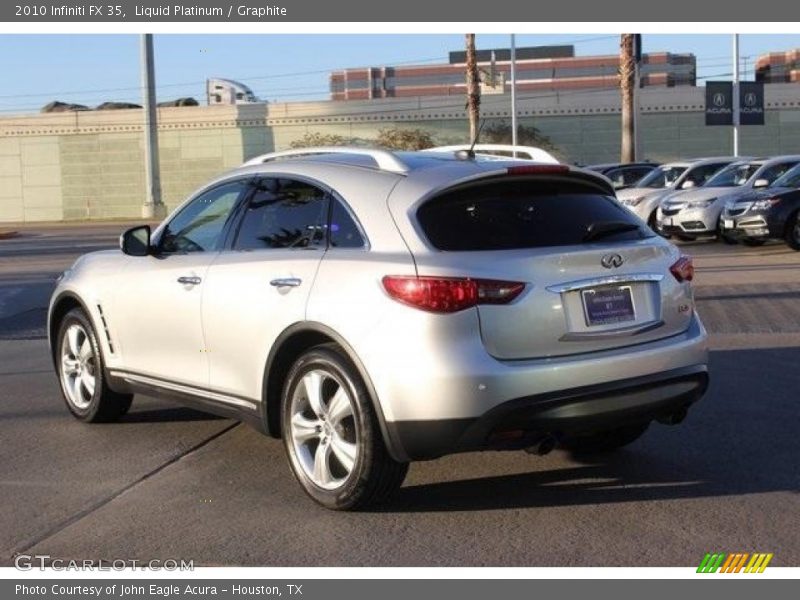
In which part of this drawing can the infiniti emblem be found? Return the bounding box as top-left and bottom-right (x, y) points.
(601, 253), (624, 269)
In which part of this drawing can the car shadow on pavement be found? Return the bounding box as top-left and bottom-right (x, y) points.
(377, 346), (800, 513)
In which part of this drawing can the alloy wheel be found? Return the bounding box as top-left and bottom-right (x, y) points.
(288, 369), (358, 490)
(60, 323), (97, 410)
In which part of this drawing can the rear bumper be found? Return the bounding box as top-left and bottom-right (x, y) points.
(394, 365), (708, 460)
(380, 313), (709, 460)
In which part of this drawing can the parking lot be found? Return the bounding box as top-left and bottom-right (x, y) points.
(1, 222), (798, 567)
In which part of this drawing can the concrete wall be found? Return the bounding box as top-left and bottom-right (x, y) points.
(2, 83), (800, 222)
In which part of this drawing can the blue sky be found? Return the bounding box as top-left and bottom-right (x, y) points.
(1, 33), (799, 114)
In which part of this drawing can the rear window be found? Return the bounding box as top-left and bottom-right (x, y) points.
(417, 180), (652, 251)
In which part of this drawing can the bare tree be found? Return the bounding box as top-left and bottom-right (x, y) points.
(619, 34), (636, 163)
(465, 33), (481, 142)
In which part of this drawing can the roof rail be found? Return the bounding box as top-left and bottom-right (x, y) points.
(242, 147), (409, 174)
(423, 144), (559, 165)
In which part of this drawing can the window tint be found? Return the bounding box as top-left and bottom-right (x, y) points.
(770, 164), (800, 189)
(330, 200), (365, 248)
(418, 180), (651, 251)
(639, 166), (687, 188)
(760, 162), (798, 185)
(624, 167), (653, 184)
(160, 181), (246, 253)
(235, 179), (329, 250)
(683, 163), (729, 187)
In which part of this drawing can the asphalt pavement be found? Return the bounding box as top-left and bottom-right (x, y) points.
(1, 223), (798, 567)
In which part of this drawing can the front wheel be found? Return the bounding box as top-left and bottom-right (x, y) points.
(563, 422), (650, 455)
(785, 211), (800, 251)
(55, 308), (132, 422)
(281, 344), (408, 510)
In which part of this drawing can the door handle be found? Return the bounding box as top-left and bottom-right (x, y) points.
(177, 276), (202, 285)
(270, 277), (302, 288)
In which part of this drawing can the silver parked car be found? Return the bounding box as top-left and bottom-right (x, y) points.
(657, 156), (800, 241)
(618, 157), (739, 230)
(48, 148), (709, 510)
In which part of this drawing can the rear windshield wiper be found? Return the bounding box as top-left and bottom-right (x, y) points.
(583, 221), (641, 242)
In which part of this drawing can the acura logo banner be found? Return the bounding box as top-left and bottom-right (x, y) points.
(740, 81), (765, 126)
(706, 81), (733, 126)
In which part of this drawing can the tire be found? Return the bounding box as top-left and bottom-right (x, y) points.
(281, 344), (408, 510)
(785, 211), (800, 251)
(55, 308), (132, 422)
(742, 239), (766, 247)
(563, 422), (650, 455)
(649, 211), (672, 239)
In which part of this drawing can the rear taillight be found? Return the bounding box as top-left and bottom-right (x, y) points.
(670, 256), (694, 282)
(382, 276), (525, 313)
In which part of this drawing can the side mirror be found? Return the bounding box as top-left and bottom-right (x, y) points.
(753, 178), (770, 189)
(680, 180), (696, 190)
(120, 225), (151, 257)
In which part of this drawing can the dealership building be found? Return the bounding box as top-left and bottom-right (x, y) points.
(330, 45), (697, 100)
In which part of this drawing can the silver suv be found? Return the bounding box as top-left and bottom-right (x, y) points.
(48, 148), (709, 510)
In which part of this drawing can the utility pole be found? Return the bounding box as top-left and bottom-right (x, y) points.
(510, 33), (518, 156)
(732, 33), (740, 157)
(141, 34), (165, 219)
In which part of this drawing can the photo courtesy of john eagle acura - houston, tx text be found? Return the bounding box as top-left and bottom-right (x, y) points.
(48, 146), (708, 510)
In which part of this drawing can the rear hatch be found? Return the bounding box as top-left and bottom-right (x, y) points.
(410, 172), (694, 359)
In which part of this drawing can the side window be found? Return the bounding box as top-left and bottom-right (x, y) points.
(330, 199), (365, 248)
(687, 163), (726, 186)
(625, 167), (651, 184)
(761, 162), (797, 184)
(160, 181), (246, 253)
(604, 168), (626, 187)
(235, 178), (329, 250)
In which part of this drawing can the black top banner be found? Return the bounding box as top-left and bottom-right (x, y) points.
(706, 81), (734, 126)
(740, 81), (766, 126)
(0, 0), (795, 21)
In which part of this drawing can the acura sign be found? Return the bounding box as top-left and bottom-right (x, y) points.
(739, 81), (765, 126)
(706, 81), (733, 126)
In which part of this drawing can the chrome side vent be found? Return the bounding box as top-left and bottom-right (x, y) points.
(96, 303), (115, 354)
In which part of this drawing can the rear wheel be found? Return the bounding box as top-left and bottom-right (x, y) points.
(56, 308), (132, 422)
(785, 211), (800, 251)
(281, 344), (408, 510)
(563, 422), (649, 455)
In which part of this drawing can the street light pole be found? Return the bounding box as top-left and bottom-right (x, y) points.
(510, 33), (518, 156)
(141, 33), (165, 219)
(733, 33), (740, 157)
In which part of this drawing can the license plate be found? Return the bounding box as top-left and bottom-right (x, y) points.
(722, 218), (734, 229)
(582, 286), (636, 326)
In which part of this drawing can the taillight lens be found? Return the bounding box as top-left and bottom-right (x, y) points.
(670, 256), (694, 282)
(382, 276), (525, 313)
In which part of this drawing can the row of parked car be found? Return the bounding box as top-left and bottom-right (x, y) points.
(587, 156), (800, 250)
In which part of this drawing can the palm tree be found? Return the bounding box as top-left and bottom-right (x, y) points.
(465, 33), (481, 142)
(620, 34), (636, 163)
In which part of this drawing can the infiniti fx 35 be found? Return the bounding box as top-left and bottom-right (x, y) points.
(49, 148), (709, 510)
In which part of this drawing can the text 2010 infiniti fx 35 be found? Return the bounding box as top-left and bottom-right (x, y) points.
(48, 148), (709, 510)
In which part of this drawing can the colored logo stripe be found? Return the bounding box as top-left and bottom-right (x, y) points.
(697, 552), (773, 573)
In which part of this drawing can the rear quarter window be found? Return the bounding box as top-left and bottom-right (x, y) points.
(417, 179), (651, 251)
